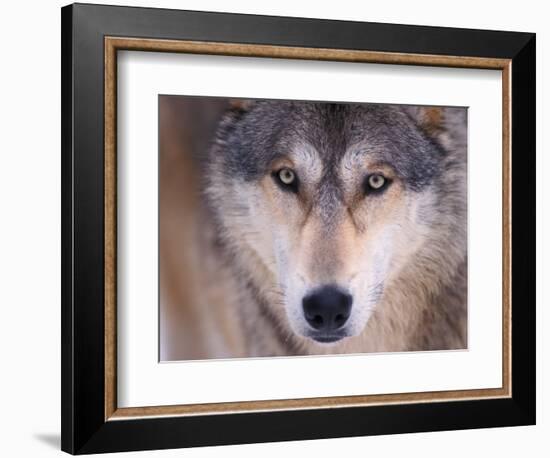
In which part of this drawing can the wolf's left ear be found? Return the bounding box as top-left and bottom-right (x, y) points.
(406, 106), (467, 152)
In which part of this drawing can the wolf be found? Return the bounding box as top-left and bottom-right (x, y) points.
(201, 100), (467, 357)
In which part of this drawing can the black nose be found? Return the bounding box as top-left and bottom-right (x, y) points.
(302, 286), (352, 332)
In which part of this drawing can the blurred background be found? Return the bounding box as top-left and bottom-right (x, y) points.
(159, 95), (246, 361)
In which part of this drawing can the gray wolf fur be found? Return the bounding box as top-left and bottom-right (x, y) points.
(201, 100), (467, 357)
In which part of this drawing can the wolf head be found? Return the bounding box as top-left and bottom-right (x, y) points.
(205, 100), (466, 349)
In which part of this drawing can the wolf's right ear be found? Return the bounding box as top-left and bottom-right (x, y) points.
(228, 99), (255, 112)
(221, 99), (255, 126)
(213, 99), (255, 144)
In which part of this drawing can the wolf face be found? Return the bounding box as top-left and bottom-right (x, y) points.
(206, 101), (466, 350)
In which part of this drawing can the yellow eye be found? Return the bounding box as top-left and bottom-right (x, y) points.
(367, 174), (386, 190)
(278, 168), (296, 185)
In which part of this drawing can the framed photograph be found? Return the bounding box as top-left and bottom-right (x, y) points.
(61, 3), (536, 454)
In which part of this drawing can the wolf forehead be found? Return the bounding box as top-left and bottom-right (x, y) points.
(213, 100), (444, 190)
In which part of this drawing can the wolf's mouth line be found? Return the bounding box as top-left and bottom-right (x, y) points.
(307, 333), (349, 344)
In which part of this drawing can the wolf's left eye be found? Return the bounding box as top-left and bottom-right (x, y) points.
(364, 174), (390, 194)
(273, 167), (299, 193)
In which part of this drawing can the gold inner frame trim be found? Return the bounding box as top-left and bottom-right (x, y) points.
(104, 36), (512, 421)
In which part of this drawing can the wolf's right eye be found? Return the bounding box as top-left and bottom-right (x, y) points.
(273, 167), (299, 193)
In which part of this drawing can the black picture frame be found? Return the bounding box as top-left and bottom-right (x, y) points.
(61, 3), (535, 454)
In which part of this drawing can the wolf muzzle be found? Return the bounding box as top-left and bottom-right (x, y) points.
(302, 285), (352, 343)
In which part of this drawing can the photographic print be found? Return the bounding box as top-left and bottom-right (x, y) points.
(159, 96), (468, 361)
(62, 5), (535, 452)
